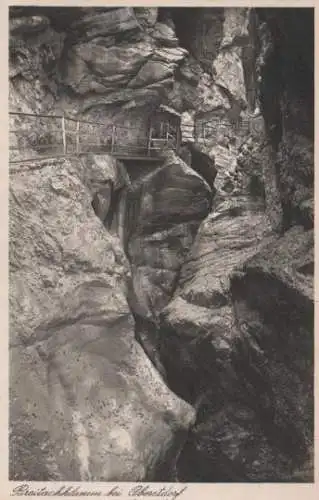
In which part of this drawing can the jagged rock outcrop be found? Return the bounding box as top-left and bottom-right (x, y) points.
(166, 7), (252, 112)
(9, 154), (195, 481)
(9, 7), (189, 121)
(213, 8), (250, 107)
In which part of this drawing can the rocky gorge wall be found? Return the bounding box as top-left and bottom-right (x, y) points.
(10, 153), (196, 481)
(156, 8), (314, 481)
(9, 6), (256, 150)
(9, 7), (314, 482)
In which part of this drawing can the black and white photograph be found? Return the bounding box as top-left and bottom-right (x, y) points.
(8, 3), (315, 486)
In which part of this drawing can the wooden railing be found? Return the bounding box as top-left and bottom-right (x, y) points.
(9, 112), (179, 163)
(193, 115), (263, 144)
(9, 110), (261, 164)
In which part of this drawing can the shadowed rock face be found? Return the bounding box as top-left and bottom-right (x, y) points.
(256, 8), (314, 230)
(172, 227), (313, 482)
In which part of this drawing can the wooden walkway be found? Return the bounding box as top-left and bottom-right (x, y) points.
(9, 112), (179, 164)
(9, 110), (256, 164)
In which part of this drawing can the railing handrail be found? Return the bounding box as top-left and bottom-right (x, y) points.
(9, 109), (255, 163)
(9, 111), (180, 163)
(9, 111), (147, 131)
(10, 111), (251, 134)
(9, 110), (109, 125)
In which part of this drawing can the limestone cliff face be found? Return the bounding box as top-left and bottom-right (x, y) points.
(9, 6), (313, 483)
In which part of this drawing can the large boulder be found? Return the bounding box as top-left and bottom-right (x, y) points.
(126, 151), (212, 321)
(60, 27), (187, 117)
(176, 196), (272, 309)
(9, 154), (195, 481)
(128, 59), (175, 90)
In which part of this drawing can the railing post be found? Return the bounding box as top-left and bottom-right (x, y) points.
(147, 127), (152, 156)
(111, 125), (115, 154)
(176, 125), (181, 153)
(61, 114), (66, 155)
(76, 120), (80, 154)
